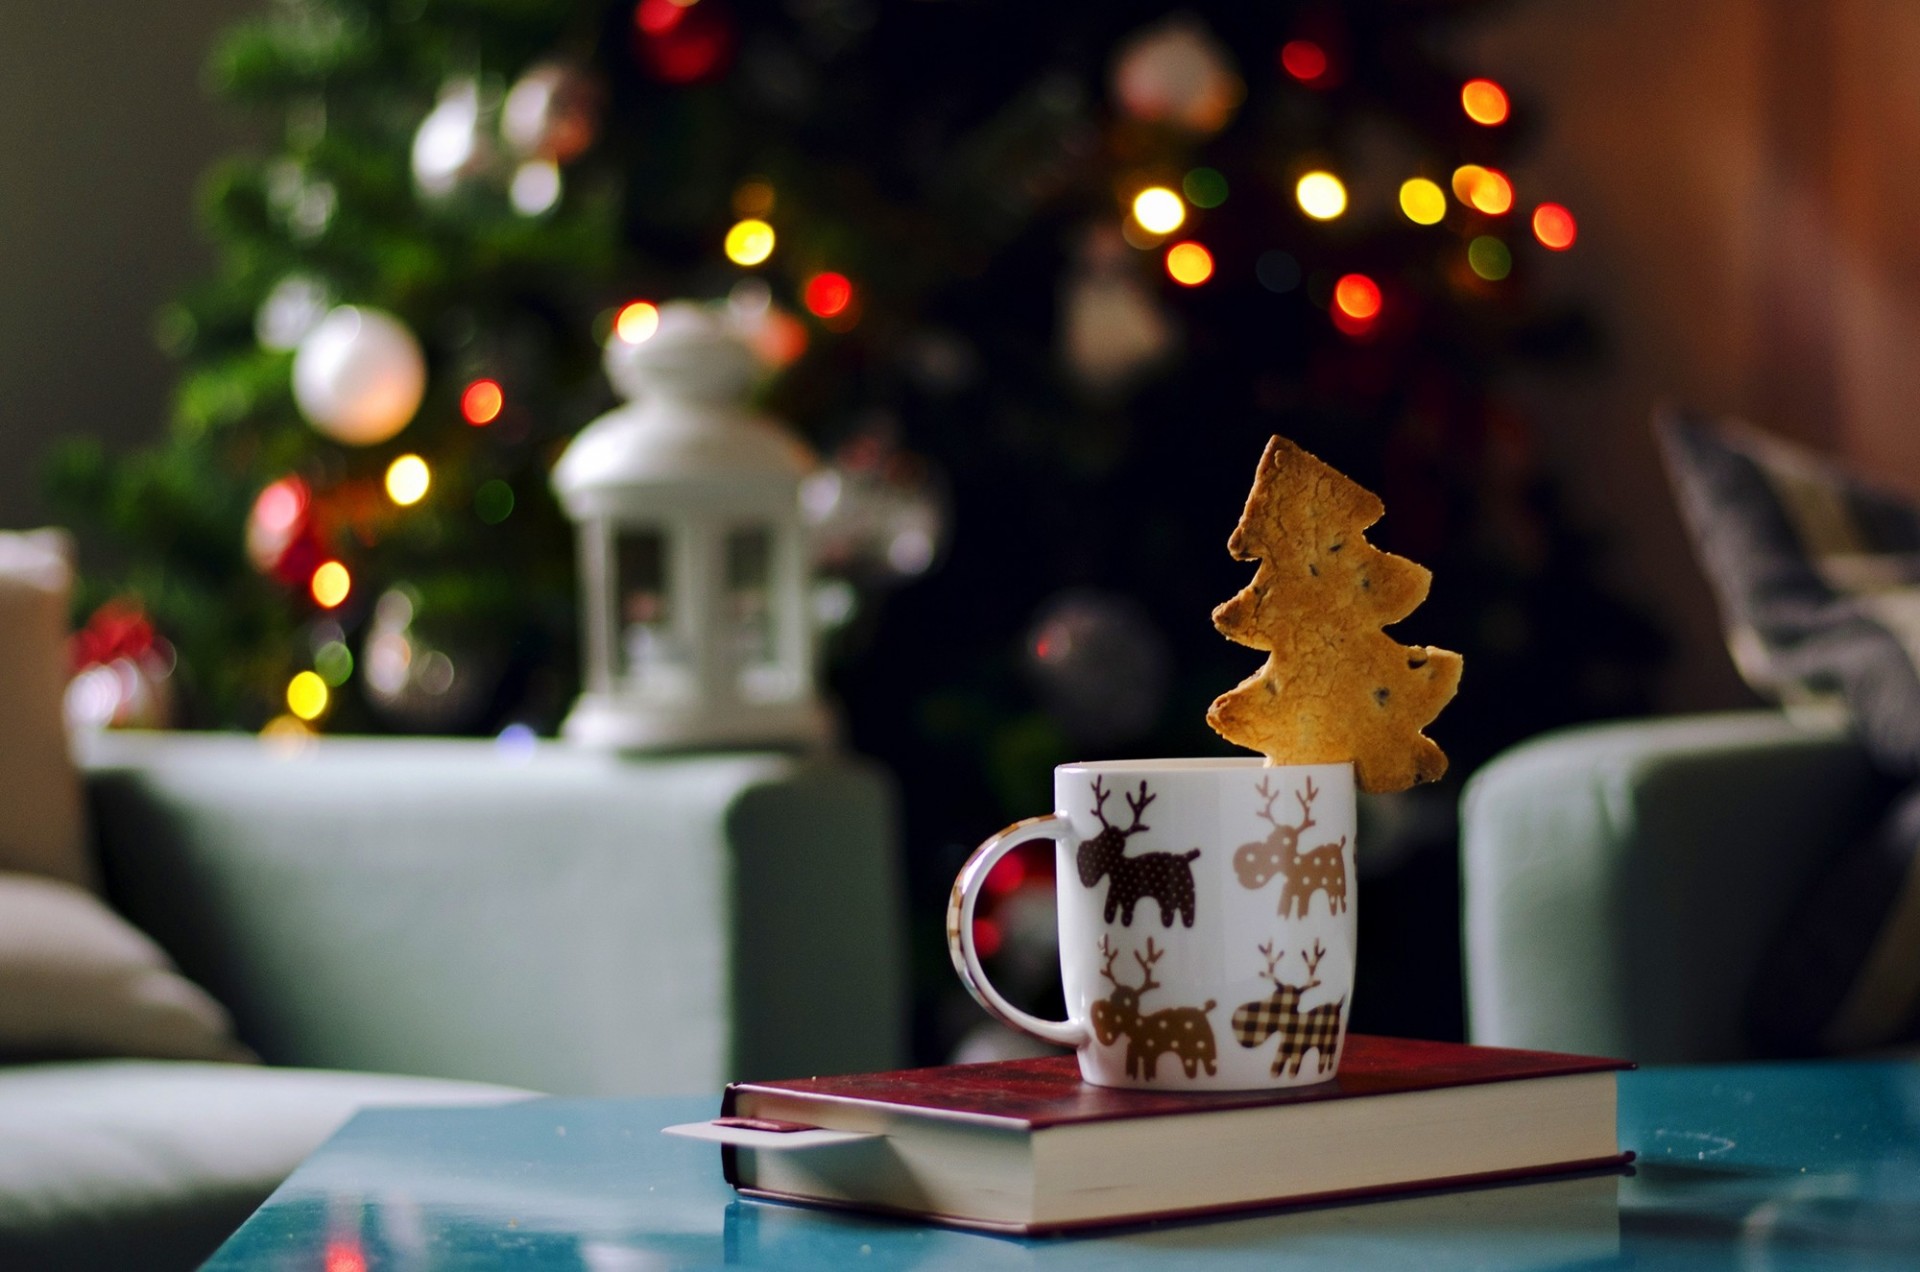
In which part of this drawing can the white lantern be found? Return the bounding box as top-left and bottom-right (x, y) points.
(551, 302), (834, 750)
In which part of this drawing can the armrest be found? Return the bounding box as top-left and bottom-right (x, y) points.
(1461, 711), (1887, 1063)
(81, 732), (904, 1096)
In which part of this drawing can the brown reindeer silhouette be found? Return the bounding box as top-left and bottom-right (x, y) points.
(1091, 936), (1219, 1080)
(1076, 777), (1200, 928)
(1231, 940), (1345, 1078)
(1233, 775), (1348, 919)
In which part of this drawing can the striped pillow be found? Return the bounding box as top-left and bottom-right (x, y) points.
(1657, 408), (1920, 1052)
(1657, 408), (1920, 772)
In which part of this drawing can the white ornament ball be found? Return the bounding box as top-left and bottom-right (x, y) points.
(291, 306), (427, 446)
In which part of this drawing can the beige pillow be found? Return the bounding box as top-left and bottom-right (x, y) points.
(0, 529), (91, 889)
(0, 871), (253, 1063)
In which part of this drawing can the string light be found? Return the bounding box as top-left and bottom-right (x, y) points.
(1280, 40), (1329, 84)
(1295, 171), (1347, 220)
(310, 560), (351, 609)
(1461, 79), (1510, 125)
(1468, 236), (1513, 280)
(1399, 178), (1447, 226)
(1469, 169), (1514, 215)
(1165, 241), (1214, 286)
(615, 300), (659, 343)
(1131, 187), (1185, 235)
(804, 272), (854, 318)
(1532, 202), (1578, 250)
(385, 454), (431, 506)
(461, 378), (503, 425)
(724, 218), (775, 266)
(286, 671), (329, 721)
(1453, 165), (1513, 214)
(1182, 168), (1229, 209)
(475, 479), (515, 525)
(1333, 273), (1382, 321)
(732, 178), (775, 218)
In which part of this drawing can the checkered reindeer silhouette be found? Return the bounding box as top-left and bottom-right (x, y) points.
(1231, 939), (1346, 1078)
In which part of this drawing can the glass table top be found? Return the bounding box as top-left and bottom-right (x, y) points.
(207, 1058), (1920, 1270)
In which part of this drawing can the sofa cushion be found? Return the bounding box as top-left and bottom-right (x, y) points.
(1656, 411), (1920, 1054)
(0, 872), (250, 1064)
(0, 1059), (529, 1272)
(0, 530), (91, 889)
(1656, 409), (1920, 772)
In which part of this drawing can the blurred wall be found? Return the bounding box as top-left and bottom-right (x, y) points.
(0, 0), (252, 528)
(1473, 0), (1920, 710)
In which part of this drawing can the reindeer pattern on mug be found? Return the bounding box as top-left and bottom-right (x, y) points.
(1072, 768), (1351, 1087)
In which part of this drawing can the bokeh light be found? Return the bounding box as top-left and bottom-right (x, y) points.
(1532, 202), (1578, 250)
(1461, 79), (1510, 125)
(314, 640), (353, 686)
(1469, 236), (1513, 280)
(804, 272), (854, 318)
(732, 178), (775, 217)
(1295, 171), (1347, 220)
(475, 479), (516, 525)
(1468, 168), (1514, 215)
(385, 454), (431, 506)
(1255, 250), (1302, 293)
(724, 218), (776, 266)
(461, 378), (503, 425)
(1280, 40), (1329, 84)
(1183, 168), (1229, 209)
(310, 560), (351, 609)
(287, 671), (329, 721)
(615, 301), (659, 343)
(1131, 187), (1186, 235)
(1452, 164), (1487, 204)
(1333, 274), (1382, 321)
(1399, 178), (1447, 226)
(1165, 241), (1214, 285)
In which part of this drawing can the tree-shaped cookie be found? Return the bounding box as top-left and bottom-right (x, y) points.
(1208, 436), (1462, 793)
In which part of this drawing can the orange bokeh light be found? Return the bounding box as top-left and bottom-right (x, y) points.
(804, 272), (854, 318)
(1333, 273), (1382, 321)
(1468, 168), (1514, 215)
(1532, 202), (1578, 250)
(309, 560), (351, 609)
(1165, 241), (1214, 285)
(1462, 78), (1510, 125)
(1280, 40), (1328, 84)
(461, 378), (503, 426)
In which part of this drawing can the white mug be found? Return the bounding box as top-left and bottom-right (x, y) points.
(948, 759), (1357, 1091)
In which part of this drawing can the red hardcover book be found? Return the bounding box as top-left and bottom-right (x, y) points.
(670, 1035), (1633, 1234)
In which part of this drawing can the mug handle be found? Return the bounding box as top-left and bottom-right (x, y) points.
(946, 814), (1090, 1050)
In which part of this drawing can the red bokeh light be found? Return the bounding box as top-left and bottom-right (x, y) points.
(804, 272), (854, 318)
(1333, 273), (1382, 321)
(972, 917), (1003, 958)
(1532, 202), (1578, 250)
(461, 379), (503, 426)
(1280, 40), (1329, 84)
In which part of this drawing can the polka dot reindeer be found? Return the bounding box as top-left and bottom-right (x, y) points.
(1075, 776), (1201, 928)
(1233, 774), (1348, 918)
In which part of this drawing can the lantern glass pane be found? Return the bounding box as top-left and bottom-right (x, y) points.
(616, 527), (693, 700)
(727, 526), (794, 701)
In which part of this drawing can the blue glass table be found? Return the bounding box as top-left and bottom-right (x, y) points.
(207, 1059), (1920, 1270)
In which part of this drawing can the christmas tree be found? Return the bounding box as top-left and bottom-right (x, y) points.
(49, 0), (1661, 1050)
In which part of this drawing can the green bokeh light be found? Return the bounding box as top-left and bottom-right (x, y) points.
(1182, 167), (1229, 209)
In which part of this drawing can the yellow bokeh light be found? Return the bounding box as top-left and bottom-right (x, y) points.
(1165, 241), (1214, 286)
(1399, 177), (1447, 226)
(1452, 164), (1488, 204)
(1295, 171), (1348, 221)
(1469, 169), (1513, 215)
(615, 301), (659, 344)
(385, 454), (431, 506)
(724, 218), (776, 266)
(286, 671), (329, 721)
(310, 560), (351, 609)
(1131, 187), (1186, 235)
